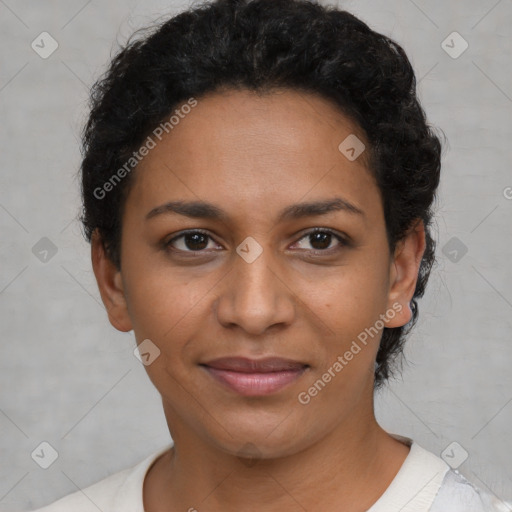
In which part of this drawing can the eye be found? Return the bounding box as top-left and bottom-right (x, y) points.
(164, 229), (222, 254)
(163, 227), (349, 257)
(292, 228), (348, 253)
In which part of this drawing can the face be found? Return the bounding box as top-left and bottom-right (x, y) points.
(93, 88), (424, 459)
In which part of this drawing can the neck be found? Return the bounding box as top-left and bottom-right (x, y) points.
(144, 400), (410, 511)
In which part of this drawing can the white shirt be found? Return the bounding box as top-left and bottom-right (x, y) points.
(30, 434), (510, 512)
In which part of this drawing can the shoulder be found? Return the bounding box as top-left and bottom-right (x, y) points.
(430, 468), (512, 512)
(380, 434), (511, 512)
(28, 447), (171, 512)
(28, 466), (134, 512)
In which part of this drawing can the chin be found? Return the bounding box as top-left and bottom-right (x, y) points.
(218, 435), (304, 461)
(204, 409), (317, 461)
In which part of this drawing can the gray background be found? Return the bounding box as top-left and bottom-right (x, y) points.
(1, 0), (511, 510)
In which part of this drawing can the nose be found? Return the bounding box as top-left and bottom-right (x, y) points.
(214, 244), (296, 336)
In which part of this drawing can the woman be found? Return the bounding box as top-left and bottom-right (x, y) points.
(30, 0), (508, 510)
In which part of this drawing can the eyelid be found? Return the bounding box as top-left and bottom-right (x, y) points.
(295, 226), (349, 242)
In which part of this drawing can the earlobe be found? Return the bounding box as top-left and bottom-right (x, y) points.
(384, 220), (426, 329)
(91, 229), (133, 333)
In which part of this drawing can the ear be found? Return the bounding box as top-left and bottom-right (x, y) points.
(91, 229), (133, 332)
(384, 219), (427, 328)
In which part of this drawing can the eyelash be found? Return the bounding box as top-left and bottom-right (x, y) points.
(163, 227), (349, 257)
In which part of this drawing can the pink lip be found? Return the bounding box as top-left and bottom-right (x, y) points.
(201, 357), (308, 396)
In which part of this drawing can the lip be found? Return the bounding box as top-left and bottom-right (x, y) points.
(200, 357), (309, 396)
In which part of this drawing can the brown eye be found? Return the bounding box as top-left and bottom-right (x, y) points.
(165, 230), (220, 253)
(309, 231), (332, 250)
(293, 228), (347, 252)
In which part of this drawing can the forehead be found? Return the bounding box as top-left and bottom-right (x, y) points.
(125, 88), (381, 225)
(144, 88), (372, 168)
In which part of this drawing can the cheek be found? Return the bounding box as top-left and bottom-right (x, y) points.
(303, 264), (390, 340)
(298, 271), (388, 391)
(124, 271), (202, 386)
(122, 261), (195, 342)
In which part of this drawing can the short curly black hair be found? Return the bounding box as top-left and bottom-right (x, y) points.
(79, 0), (444, 390)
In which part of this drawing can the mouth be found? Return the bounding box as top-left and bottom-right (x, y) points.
(200, 357), (309, 396)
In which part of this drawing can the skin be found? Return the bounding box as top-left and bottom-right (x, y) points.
(92, 88), (426, 511)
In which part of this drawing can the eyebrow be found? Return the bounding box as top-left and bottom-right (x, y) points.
(145, 197), (365, 222)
